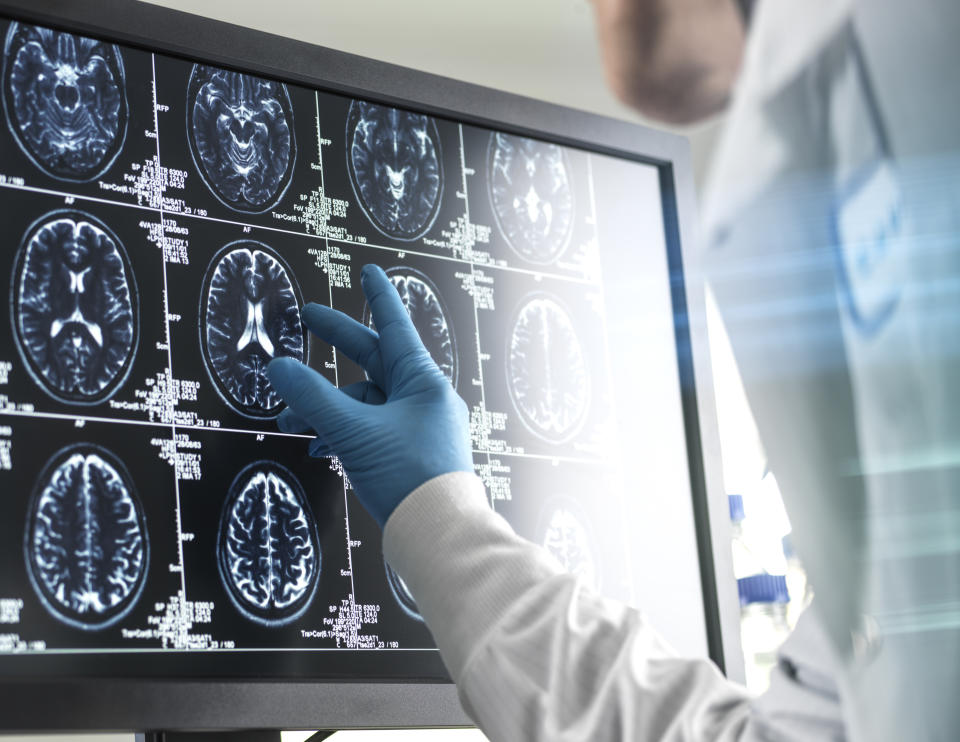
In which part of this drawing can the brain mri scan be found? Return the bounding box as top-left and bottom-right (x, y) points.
(364, 267), (457, 385)
(187, 66), (295, 213)
(217, 462), (321, 626)
(507, 294), (589, 443)
(200, 241), (305, 418)
(2, 23), (127, 181)
(25, 444), (149, 630)
(385, 558), (422, 622)
(12, 211), (138, 405)
(536, 498), (598, 590)
(346, 101), (443, 241)
(488, 132), (574, 264)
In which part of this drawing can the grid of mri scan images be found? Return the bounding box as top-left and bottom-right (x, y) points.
(0, 20), (648, 676)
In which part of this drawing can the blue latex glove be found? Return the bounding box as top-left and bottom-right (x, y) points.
(266, 264), (474, 528)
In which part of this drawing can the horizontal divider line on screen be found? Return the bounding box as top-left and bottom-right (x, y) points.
(0, 408), (609, 465)
(0, 176), (600, 286)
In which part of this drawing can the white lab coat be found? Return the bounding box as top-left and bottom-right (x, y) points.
(384, 473), (846, 741)
(703, 1), (960, 740)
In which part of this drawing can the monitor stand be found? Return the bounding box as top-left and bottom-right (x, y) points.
(138, 731), (336, 741)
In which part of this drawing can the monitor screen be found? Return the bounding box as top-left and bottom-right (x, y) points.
(0, 12), (709, 689)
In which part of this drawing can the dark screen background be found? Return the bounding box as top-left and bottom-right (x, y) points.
(0, 15), (654, 681)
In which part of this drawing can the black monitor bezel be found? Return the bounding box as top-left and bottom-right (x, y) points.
(0, 0), (741, 731)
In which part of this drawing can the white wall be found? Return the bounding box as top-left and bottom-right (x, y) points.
(142, 0), (629, 118)
(139, 0), (722, 189)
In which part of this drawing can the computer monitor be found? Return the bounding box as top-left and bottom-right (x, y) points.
(0, 0), (741, 733)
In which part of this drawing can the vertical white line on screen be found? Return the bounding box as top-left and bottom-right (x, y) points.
(316, 91), (359, 641)
(459, 124), (496, 512)
(151, 53), (189, 625)
(315, 93), (339, 389)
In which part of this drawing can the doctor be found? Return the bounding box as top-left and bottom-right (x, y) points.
(269, 0), (960, 739)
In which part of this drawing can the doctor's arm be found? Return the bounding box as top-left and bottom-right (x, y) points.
(266, 265), (838, 741)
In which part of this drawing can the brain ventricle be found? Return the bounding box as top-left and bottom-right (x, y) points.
(14, 213), (137, 404)
(202, 242), (304, 418)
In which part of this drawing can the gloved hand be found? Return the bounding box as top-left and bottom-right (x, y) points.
(266, 264), (474, 528)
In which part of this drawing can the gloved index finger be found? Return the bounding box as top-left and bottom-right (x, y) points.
(360, 264), (430, 373)
(301, 303), (385, 387)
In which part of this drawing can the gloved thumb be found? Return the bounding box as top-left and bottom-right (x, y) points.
(267, 357), (358, 435)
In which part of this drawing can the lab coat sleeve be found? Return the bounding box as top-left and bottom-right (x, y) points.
(382, 472), (845, 742)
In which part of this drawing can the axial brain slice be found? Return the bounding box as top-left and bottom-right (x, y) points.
(188, 66), (295, 212)
(508, 296), (589, 442)
(14, 212), (137, 404)
(202, 242), (304, 417)
(218, 463), (320, 625)
(3, 23), (127, 180)
(26, 445), (148, 629)
(489, 133), (574, 264)
(367, 269), (456, 384)
(540, 505), (597, 590)
(347, 101), (442, 240)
